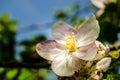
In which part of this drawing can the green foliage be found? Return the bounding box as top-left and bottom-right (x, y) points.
(18, 68), (32, 80)
(0, 13), (17, 61)
(103, 74), (120, 80)
(97, 0), (120, 43)
(0, 13), (51, 80)
(1, 14), (10, 23)
(6, 69), (18, 79)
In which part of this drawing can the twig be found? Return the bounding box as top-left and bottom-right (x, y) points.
(0, 61), (50, 69)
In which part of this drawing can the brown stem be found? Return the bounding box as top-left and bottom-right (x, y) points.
(0, 61), (50, 69)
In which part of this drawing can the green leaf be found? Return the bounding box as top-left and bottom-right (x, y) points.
(18, 68), (32, 80)
(0, 68), (5, 73)
(9, 21), (17, 32)
(38, 69), (49, 78)
(6, 69), (18, 79)
(1, 13), (10, 23)
(107, 74), (114, 80)
(103, 74), (120, 80)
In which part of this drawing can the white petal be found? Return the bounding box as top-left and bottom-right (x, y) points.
(52, 21), (77, 45)
(95, 40), (110, 53)
(36, 40), (65, 61)
(76, 14), (100, 46)
(74, 42), (98, 60)
(51, 54), (80, 76)
(96, 57), (111, 71)
(91, 0), (105, 9)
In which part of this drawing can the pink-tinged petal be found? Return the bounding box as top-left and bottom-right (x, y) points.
(96, 9), (104, 17)
(95, 40), (110, 53)
(52, 21), (77, 45)
(36, 40), (65, 61)
(76, 14), (100, 46)
(96, 57), (111, 72)
(74, 42), (98, 60)
(51, 53), (80, 76)
(91, 0), (116, 9)
(91, 0), (105, 9)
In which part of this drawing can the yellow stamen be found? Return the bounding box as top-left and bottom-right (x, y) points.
(65, 32), (78, 53)
(72, 32), (75, 37)
(65, 36), (71, 41)
(76, 38), (78, 42)
(66, 42), (76, 52)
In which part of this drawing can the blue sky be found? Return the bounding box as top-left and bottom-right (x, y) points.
(0, 0), (93, 41)
(0, 0), (88, 27)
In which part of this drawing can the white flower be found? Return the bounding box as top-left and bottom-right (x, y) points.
(36, 14), (100, 76)
(94, 40), (109, 60)
(96, 57), (111, 72)
(91, 0), (116, 9)
(91, 0), (117, 16)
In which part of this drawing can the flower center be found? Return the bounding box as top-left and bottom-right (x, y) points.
(66, 42), (75, 52)
(65, 32), (78, 53)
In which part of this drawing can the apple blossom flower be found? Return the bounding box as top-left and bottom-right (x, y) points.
(91, 0), (117, 16)
(91, 0), (116, 9)
(96, 57), (111, 72)
(94, 41), (109, 60)
(36, 14), (100, 76)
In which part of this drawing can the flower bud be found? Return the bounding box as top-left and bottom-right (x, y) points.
(94, 41), (109, 60)
(96, 57), (111, 72)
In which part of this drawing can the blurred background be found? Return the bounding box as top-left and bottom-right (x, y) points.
(0, 0), (120, 80)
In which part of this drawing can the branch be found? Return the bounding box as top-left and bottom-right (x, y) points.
(0, 61), (50, 69)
